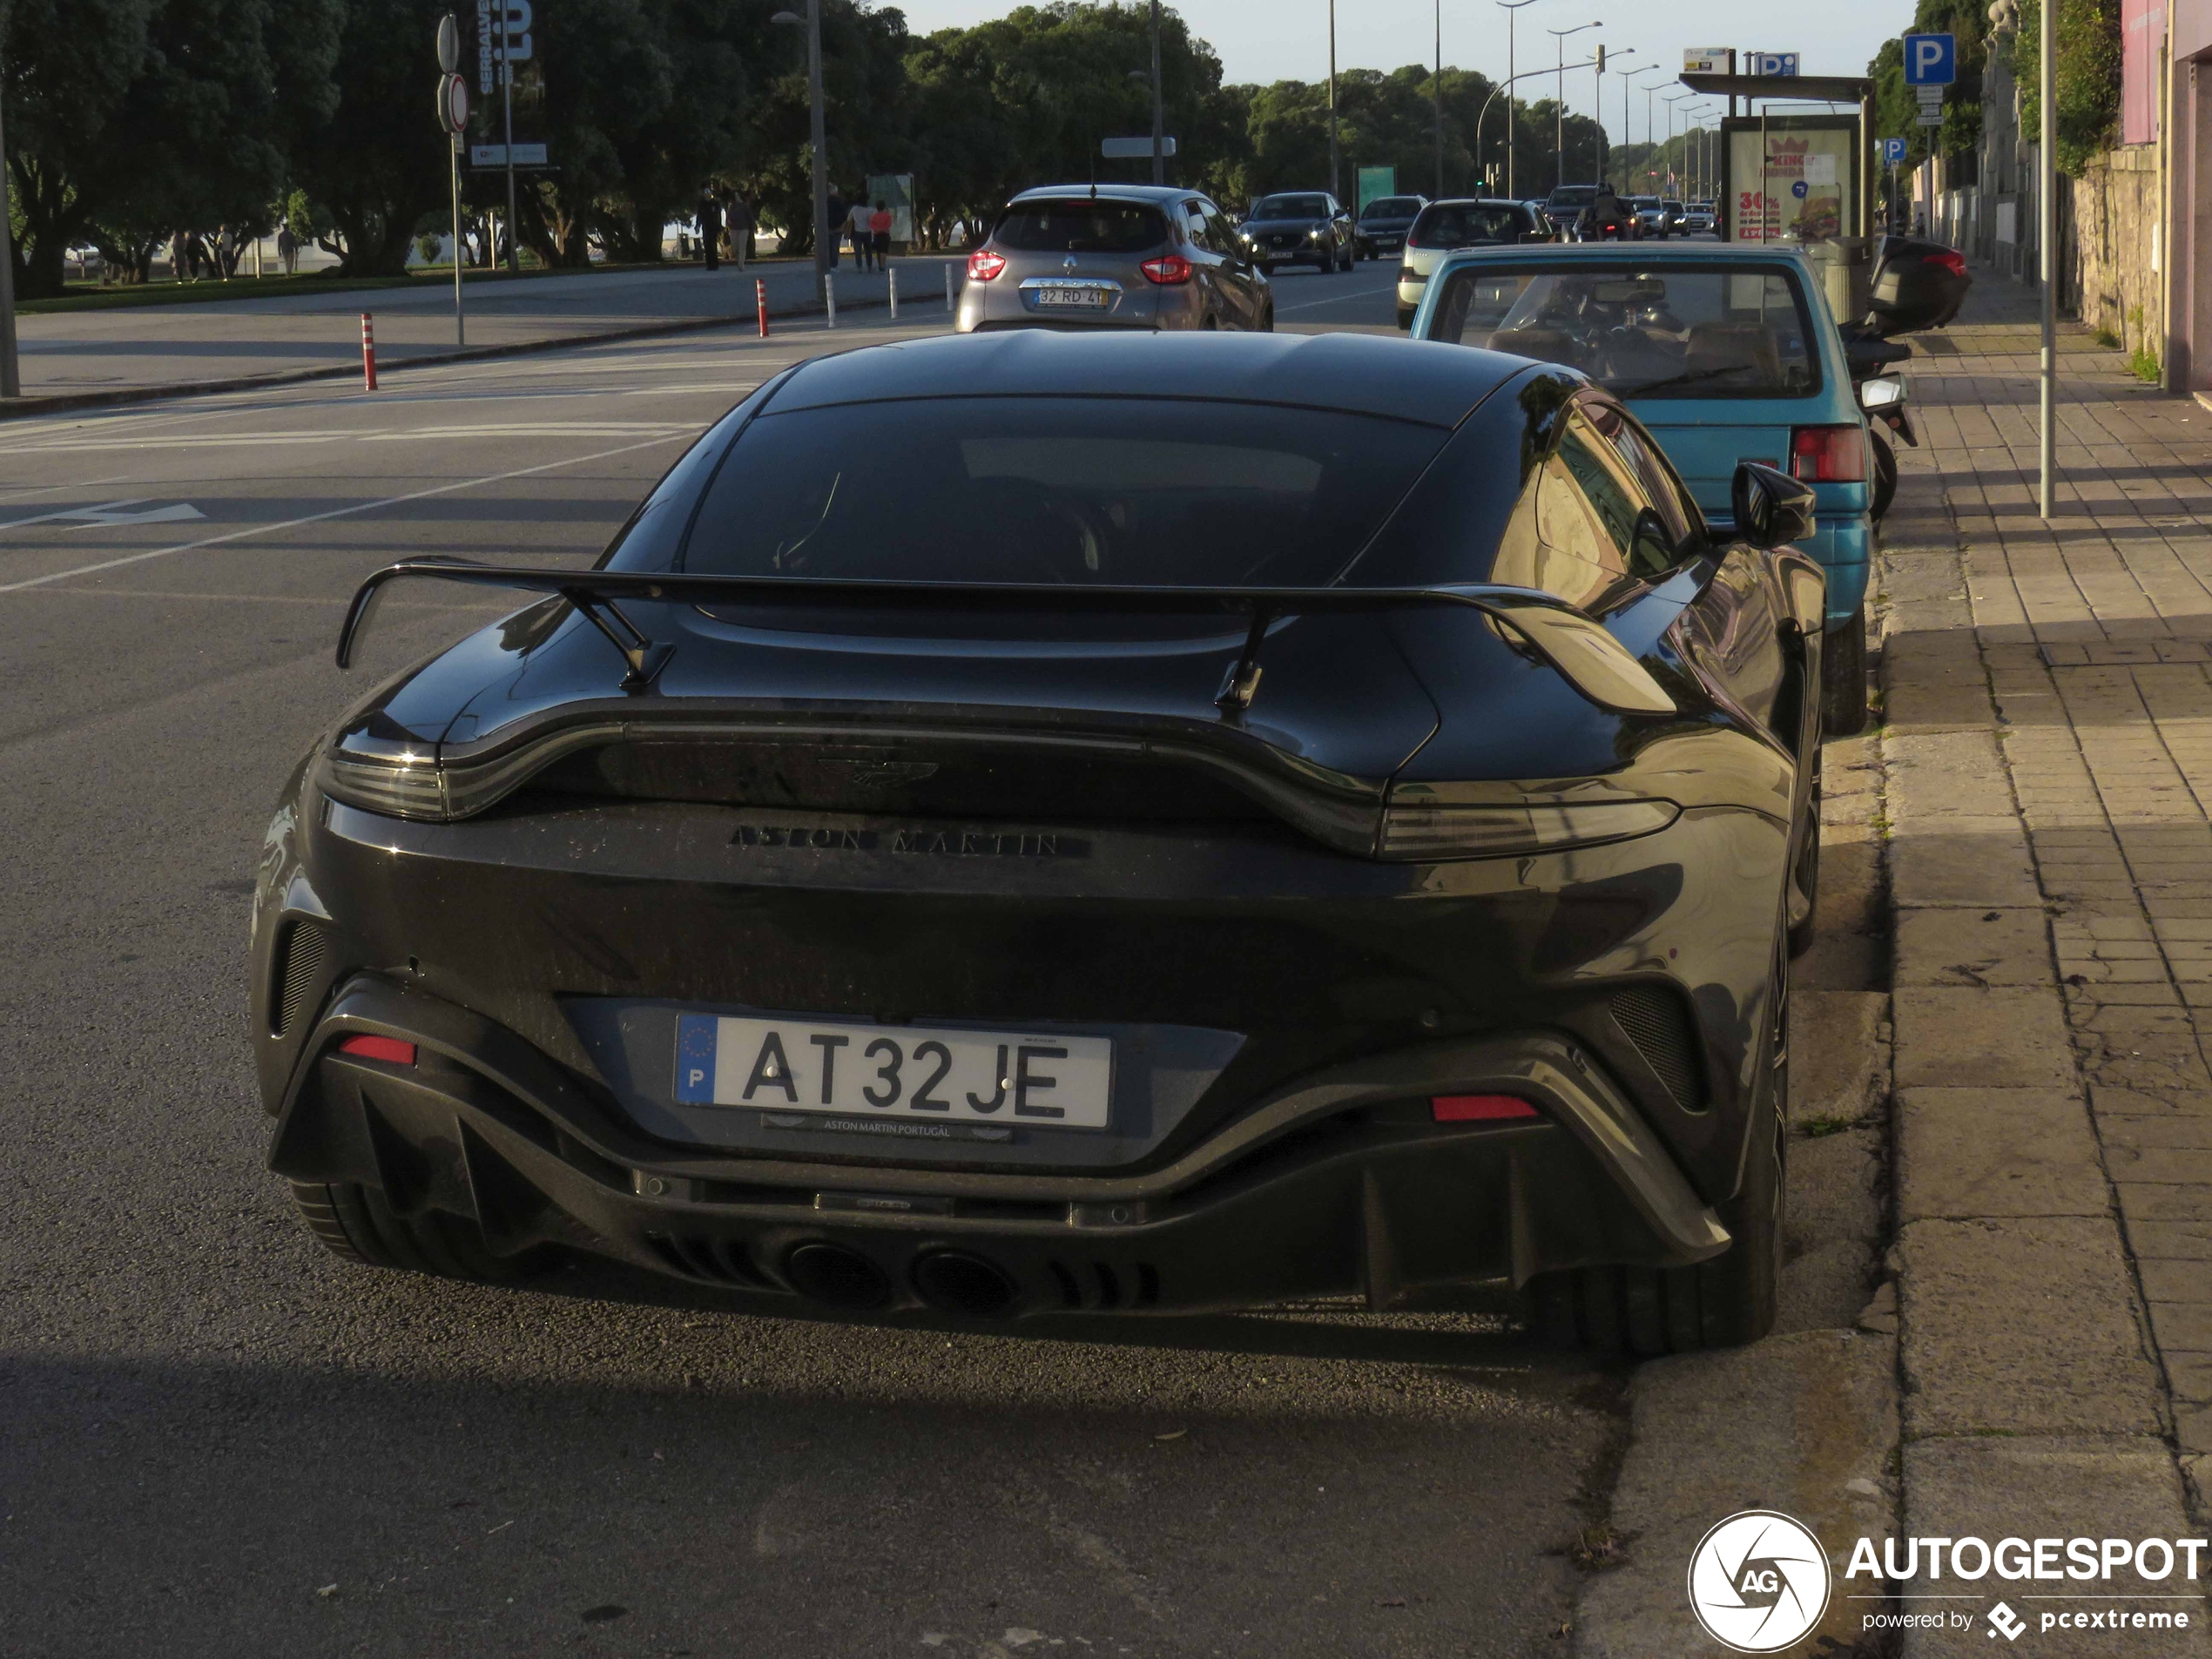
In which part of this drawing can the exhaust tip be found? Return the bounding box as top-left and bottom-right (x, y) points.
(912, 1250), (1020, 1318)
(784, 1242), (890, 1310)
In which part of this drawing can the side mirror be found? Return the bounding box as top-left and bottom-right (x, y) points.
(1730, 462), (1818, 550)
(1859, 375), (1906, 413)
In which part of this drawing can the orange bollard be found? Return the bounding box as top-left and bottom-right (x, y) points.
(361, 313), (378, 391)
(756, 278), (769, 338)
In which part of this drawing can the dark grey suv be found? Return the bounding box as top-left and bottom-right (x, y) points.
(956, 185), (1272, 333)
(1237, 192), (1357, 273)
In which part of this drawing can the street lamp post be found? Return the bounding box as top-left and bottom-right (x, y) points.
(1547, 22), (1602, 193)
(1149, 0), (1164, 185)
(1327, 0), (1340, 205)
(1631, 65), (1665, 190)
(0, 56), (20, 398)
(772, 5), (831, 301)
(1496, 0), (1538, 199)
(1662, 89), (1690, 195)
(1597, 46), (1634, 185)
(1433, 0), (1445, 197)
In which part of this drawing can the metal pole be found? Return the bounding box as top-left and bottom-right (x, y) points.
(1499, 1), (1536, 199)
(1328, 0), (1340, 206)
(0, 57), (19, 399)
(1434, 0), (1444, 197)
(2039, 0), (2056, 518)
(807, 0), (830, 302)
(500, 4), (517, 272)
(1150, 0), (1164, 185)
(450, 138), (466, 346)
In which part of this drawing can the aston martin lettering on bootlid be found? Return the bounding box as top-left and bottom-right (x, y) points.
(729, 825), (1083, 857)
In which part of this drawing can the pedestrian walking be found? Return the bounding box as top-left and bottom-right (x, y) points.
(276, 225), (299, 276)
(847, 197), (874, 272)
(172, 230), (192, 283)
(698, 190), (723, 273)
(730, 192), (753, 271)
(869, 199), (893, 273)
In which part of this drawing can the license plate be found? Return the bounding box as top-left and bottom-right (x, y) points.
(1035, 287), (1109, 307)
(674, 1014), (1113, 1129)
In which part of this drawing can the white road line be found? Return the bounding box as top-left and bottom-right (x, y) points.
(0, 434), (689, 597)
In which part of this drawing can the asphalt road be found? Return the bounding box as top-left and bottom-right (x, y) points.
(0, 306), (1616, 1657)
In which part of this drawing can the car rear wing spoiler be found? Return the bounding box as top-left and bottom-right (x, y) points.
(335, 558), (1677, 717)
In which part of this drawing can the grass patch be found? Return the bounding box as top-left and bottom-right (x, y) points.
(2093, 326), (2123, 349)
(1550, 1525), (1633, 1571)
(1798, 1113), (1858, 1138)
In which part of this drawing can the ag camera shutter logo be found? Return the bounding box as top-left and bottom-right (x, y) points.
(1687, 1510), (1832, 1652)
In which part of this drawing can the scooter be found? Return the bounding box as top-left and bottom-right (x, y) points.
(1842, 328), (1916, 524)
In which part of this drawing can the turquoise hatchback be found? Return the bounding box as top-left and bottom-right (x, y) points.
(1410, 244), (1872, 732)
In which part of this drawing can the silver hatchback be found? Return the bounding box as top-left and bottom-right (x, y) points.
(956, 185), (1272, 333)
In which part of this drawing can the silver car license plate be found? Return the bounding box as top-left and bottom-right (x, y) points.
(1035, 287), (1109, 308)
(674, 1013), (1113, 1128)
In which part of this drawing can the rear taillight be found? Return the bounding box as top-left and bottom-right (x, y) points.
(338, 1034), (417, 1066)
(1791, 423), (1867, 483)
(1932, 248), (1967, 278)
(1378, 794), (1678, 860)
(1140, 253), (1192, 285)
(967, 249), (1007, 281)
(1432, 1095), (1541, 1123)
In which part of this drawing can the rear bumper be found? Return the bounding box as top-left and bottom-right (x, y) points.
(269, 975), (1730, 1318)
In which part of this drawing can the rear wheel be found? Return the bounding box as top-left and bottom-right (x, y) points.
(1821, 606), (1870, 736)
(1396, 304), (1415, 331)
(290, 1180), (524, 1283)
(1870, 428), (1898, 522)
(1530, 940), (1788, 1355)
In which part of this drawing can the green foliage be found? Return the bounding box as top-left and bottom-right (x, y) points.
(1869, 0), (1988, 173)
(2012, 0), (2122, 174)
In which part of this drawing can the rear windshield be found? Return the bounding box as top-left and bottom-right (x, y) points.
(681, 397), (1447, 588)
(993, 201), (1166, 253)
(1361, 197), (1423, 219)
(1426, 264), (1821, 398)
(1630, 198), (1661, 211)
(1548, 186), (1595, 206)
(1412, 203), (1527, 248)
(1252, 195), (1330, 219)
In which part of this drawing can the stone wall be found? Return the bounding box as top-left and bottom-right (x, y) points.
(2065, 144), (2164, 357)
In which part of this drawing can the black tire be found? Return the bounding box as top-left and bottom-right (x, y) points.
(1258, 306), (1275, 333)
(1396, 305), (1415, 331)
(1787, 753), (1822, 960)
(1870, 428), (1898, 523)
(290, 1180), (523, 1282)
(1821, 606), (1870, 737)
(1529, 941), (1787, 1355)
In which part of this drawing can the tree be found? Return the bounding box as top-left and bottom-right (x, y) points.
(289, 0), (455, 274)
(2011, 0), (2121, 174)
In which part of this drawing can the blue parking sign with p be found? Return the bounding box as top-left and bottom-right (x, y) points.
(1903, 32), (1956, 85)
(1882, 138), (1908, 165)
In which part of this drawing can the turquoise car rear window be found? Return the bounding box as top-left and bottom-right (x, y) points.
(1426, 264), (1822, 398)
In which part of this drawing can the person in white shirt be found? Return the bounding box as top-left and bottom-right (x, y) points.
(847, 199), (875, 272)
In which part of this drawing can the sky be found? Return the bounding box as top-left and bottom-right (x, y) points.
(886, 0), (1914, 145)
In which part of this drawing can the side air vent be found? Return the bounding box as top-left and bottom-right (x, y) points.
(273, 918), (332, 1037)
(1608, 987), (1703, 1111)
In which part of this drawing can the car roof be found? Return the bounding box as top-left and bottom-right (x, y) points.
(1008, 184), (1199, 206)
(1431, 241), (1810, 267)
(762, 330), (1524, 428)
(1417, 198), (1533, 210)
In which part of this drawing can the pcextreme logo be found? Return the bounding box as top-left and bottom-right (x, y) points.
(1687, 1510), (1832, 1652)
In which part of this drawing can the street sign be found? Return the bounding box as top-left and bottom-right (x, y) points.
(1916, 110), (1944, 127)
(1356, 165), (1397, 212)
(1902, 32), (1957, 85)
(435, 13), (461, 74)
(1750, 51), (1800, 77)
(471, 142), (549, 166)
(1102, 136), (1177, 158)
(1881, 137), (1908, 165)
(437, 73), (469, 136)
(1683, 47), (1734, 74)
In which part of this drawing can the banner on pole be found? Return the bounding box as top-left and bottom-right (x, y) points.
(468, 2), (550, 171)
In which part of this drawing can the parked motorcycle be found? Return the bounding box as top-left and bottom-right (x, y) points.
(1842, 237), (1974, 523)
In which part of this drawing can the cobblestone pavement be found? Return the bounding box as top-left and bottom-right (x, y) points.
(1882, 271), (2212, 1651)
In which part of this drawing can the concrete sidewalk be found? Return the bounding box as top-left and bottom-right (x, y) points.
(1880, 269), (2212, 1652)
(12, 256), (965, 400)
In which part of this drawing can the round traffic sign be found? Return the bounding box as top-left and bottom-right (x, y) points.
(436, 14), (462, 74)
(437, 72), (469, 135)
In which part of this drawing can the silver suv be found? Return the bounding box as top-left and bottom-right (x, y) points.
(956, 185), (1272, 333)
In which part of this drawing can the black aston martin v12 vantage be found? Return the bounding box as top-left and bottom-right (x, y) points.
(255, 330), (1828, 1354)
